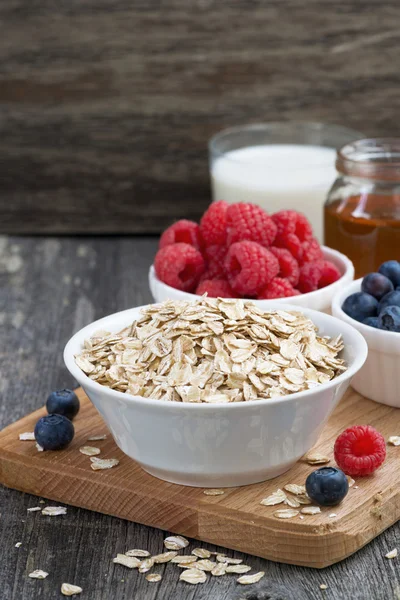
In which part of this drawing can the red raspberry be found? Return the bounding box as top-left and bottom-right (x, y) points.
(273, 232), (304, 262)
(224, 241), (279, 297)
(154, 243), (205, 292)
(200, 201), (228, 247)
(270, 247), (300, 287)
(297, 261), (324, 293)
(334, 425), (386, 476)
(258, 278), (301, 300)
(159, 219), (203, 251)
(299, 238), (324, 265)
(272, 210), (313, 242)
(203, 244), (227, 280)
(318, 260), (342, 288)
(226, 203), (277, 247)
(196, 278), (235, 298)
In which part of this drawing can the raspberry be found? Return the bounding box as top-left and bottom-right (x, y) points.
(258, 278), (301, 300)
(224, 241), (279, 297)
(272, 210), (313, 242)
(196, 278), (235, 298)
(270, 247), (300, 287)
(203, 244), (227, 280)
(334, 425), (386, 476)
(299, 238), (324, 265)
(297, 261), (324, 293)
(318, 260), (342, 288)
(159, 219), (203, 251)
(226, 203), (277, 247)
(154, 243), (205, 292)
(200, 201), (228, 247)
(273, 232), (304, 262)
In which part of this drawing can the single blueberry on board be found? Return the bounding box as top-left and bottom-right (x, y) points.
(378, 306), (400, 332)
(378, 290), (400, 314)
(361, 272), (393, 300)
(305, 467), (349, 507)
(341, 292), (378, 322)
(46, 389), (80, 421)
(379, 260), (400, 287)
(363, 316), (379, 329)
(34, 414), (74, 450)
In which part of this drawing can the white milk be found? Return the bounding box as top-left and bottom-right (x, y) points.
(211, 144), (337, 241)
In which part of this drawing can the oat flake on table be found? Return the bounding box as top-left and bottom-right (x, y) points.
(42, 506), (67, 516)
(193, 548), (211, 558)
(164, 535), (189, 550)
(27, 506), (42, 512)
(29, 570), (48, 579)
(75, 298), (346, 403)
(203, 489), (225, 496)
(79, 446), (101, 456)
(61, 583), (83, 596)
(388, 436), (400, 446)
(113, 554), (141, 569)
(260, 488), (287, 506)
(385, 548), (398, 559)
(125, 549), (150, 557)
(90, 457), (119, 470)
(237, 571), (265, 585)
(19, 432), (35, 441)
(146, 574), (162, 582)
(87, 434), (107, 441)
(179, 568), (207, 584)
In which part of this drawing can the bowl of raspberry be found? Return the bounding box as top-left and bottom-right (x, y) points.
(149, 202), (354, 313)
(332, 261), (400, 408)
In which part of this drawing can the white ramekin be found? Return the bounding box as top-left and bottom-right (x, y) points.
(149, 246), (354, 314)
(332, 279), (400, 408)
(64, 303), (367, 488)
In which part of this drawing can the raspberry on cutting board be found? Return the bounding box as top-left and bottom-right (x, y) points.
(226, 203), (277, 247)
(159, 219), (203, 251)
(154, 243), (205, 292)
(224, 241), (279, 297)
(334, 425), (386, 476)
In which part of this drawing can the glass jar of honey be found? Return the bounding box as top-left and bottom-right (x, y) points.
(324, 139), (400, 278)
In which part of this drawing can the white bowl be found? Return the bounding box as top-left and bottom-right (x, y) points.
(64, 303), (367, 488)
(332, 279), (400, 408)
(149, 246), (354, 314)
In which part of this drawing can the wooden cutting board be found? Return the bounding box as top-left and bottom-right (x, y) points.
(0, 388), (399, 568)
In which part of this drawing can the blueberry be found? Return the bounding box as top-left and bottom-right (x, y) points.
(341, 292), (378, 322)
(379, 260), (400, 287)
(305, 467), (349, 507)
(46, 389), (80, 421)
(378, 290), (400, 313)
(363, 316), (379, 329)
(378, 306), (400, 332)
(361, 273), (393, 300)
(34, 414), (74, 450)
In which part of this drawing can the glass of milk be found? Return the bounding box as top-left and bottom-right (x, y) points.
(209, 123), (362, 241)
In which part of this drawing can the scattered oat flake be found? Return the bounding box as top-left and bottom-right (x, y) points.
(226, 564), (252, 574)
(42, 506), (67, 516)
(203, 489), (225, 496)
(354, 486), (359, 489)
(146, 574), (162, 582)
(153, 551), (178, 564)
(385, 548), (398, 559)
(216, 555), (242, 564)
(113, 554), (141, 569)
(125, 549), (150, 557)
(273, 509), (299, 519)
(90, 457), (119, 470)
(164, 535), (189, 550)
(299, 515), (305, 520)
(284, 484), (306, 495)
(61, 583), (83, 596)
(39, 500), (45, 504)
(15, 542), (22, 548)
(79, 446), (101, 456)
(193, 548), (211, 558)
(27, 507), (42, 512)
(139, 557), (155, 573)
(19, 432), (35, 441)
(237, 571), (265, 585)
(320, 584), (328, 590)
(171, 555), (198, 564)
(36, 443), (44, 452)
(176, 562), (197, 569)
(388, 436), (400, 446)
(347, 476), (355, 487)
(88, 434), (107, 441)
(29, 570), (48, 579)
(179, 568), (207, 584)
(193, 559), (216, 571)
(211, 563), (227, 576)
(329, 513), (337, 518)
(301, 506), (321, 515)
(305, 453), (330, 465)
(260, 489), (286, 506)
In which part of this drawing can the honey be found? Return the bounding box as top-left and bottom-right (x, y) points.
(324, 139), (400, 278)
(325, 194), (400, 278)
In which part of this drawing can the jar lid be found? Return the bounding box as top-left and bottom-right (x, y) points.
(337, 139), (400, 182)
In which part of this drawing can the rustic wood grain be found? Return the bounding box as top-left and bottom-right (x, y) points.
(0, 1), (400, 233)
(1, 234), (400, 599)
(1, 387), (400, 569)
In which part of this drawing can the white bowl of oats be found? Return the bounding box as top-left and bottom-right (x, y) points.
(64, 298), (367, 487)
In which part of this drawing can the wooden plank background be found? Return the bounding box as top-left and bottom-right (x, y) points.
(0, 0), (399, 234)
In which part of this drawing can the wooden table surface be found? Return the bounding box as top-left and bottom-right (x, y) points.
(1, 234), (399, 600)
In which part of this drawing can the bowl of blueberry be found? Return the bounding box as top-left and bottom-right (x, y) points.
(332, 260), (400, 407)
